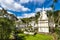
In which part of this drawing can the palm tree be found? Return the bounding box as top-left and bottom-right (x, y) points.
(53, 0), (60, 27)
(35, 12), (40, 28)
(35, 12), (40, 20)
(51, 0), (57, 10)
(54, 10), (60, 27)
(46, 10), (55, 33)
(54, 0), (57, 2)
(51, 0), (58, 22)
(51, 0), (59, 26)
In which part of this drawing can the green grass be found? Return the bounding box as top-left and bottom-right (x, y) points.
(18, 33), (53, 40)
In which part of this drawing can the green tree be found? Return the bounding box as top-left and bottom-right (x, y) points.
(35, 12), (40, 20)
(0, 18), (15, 39)
(35, 12), (40, 27)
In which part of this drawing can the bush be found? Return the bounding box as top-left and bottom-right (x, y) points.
(55, 27), (60, 40)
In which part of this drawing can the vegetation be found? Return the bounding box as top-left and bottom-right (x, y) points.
(17, 33), (53, 40)
(0, 8), (16, 39)
(0, 0), (60, 40)
(54, 27), (60, 40)
(0, 18), (15, 39)
(21, 12), (40, 24)
(53, 0), (60, 40)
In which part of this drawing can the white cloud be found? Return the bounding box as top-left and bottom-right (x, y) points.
(32, 0), (45, 4)
(20, 0), (30, 3)
(13, 3), (30, 11)
(7, 11), (16, 16)
(35, 8), (42, 12)
(7, 11), (13, 14)
(19, 0), (45, 4)
(4, 0), (14, 4)
(45, 7), (52, 10)
(0, 7), (2, 10)
(35, 7), (52, 12)
(0, 0), (47, 12)
(17, 13), (36, 18)
(0, 0), (30, 12)
(21, 6), (30, 11)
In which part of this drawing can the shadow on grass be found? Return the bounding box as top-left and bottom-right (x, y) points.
(14, 35), (26, 40)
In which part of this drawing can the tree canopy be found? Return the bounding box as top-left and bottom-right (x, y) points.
(0, 18), (15, 39)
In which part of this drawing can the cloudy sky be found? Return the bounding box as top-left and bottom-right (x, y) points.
(0, 0), (60, 18)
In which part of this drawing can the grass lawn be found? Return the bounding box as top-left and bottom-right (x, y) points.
(18, 33), (53, 40)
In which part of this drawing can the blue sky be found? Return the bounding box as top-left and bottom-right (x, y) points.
(0, 0), (60, 18)
(55, 0), (60, 10)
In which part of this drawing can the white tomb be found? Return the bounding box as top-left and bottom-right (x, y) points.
(38, 7), (49, 33)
